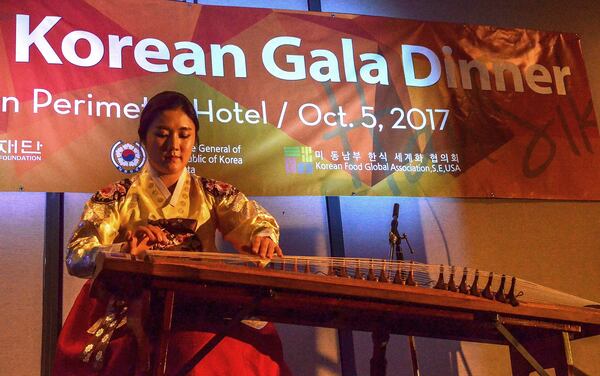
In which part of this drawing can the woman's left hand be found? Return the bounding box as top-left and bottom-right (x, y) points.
(251, 236), (283, 259)
(123, 224), (166, 258)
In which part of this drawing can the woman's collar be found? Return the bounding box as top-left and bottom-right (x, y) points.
(146, 164), (189, 207)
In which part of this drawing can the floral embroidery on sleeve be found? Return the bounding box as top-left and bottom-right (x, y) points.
(91, 179), (133, 203)
(201, 177), (239, 198)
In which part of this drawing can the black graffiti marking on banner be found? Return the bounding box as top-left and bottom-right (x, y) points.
(557, 104), (581, 156)
(523, 118), (557, 178)
(486, 99), (556, 178)
(568, 95), (595, 154)
(556, 96), (596, 157)
(489, 97), (596, 178)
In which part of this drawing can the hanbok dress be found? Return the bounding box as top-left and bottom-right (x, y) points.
(53, 166), (291, 375)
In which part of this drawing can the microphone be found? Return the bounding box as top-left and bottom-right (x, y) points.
(391, 203), (399, 236)
(389, 203), (401, 260)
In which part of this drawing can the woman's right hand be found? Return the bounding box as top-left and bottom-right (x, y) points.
(124, 225), (168, 258)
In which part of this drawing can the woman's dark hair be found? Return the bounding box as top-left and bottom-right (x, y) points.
(138, 91), (199, 142)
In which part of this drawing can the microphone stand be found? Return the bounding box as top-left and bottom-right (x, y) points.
(388, 209), (415, 262)
(388, 204), (420, 376)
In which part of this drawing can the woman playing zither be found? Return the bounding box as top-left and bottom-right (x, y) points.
(53, 91), (291, 375)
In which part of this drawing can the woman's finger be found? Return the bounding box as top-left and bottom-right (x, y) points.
(266, 240), (276, 259)
(275, 244), (283, 257)
(135, 226), (156, 242)
(146, 225), (168, 244)
(131, 236), (150, 257)
(251, 236), (261, 255)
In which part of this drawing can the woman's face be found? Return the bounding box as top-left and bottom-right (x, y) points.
(144, 107), (195, 184)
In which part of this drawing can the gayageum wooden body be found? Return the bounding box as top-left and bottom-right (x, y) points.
(94, 251), (600, 376)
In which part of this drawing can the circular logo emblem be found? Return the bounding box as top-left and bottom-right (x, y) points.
(110, 141), (146, 174)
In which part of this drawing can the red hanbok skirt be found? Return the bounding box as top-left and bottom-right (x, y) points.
(53, 281), (292, 375)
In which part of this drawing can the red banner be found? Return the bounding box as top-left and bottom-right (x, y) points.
(0, 0), (598, 199)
